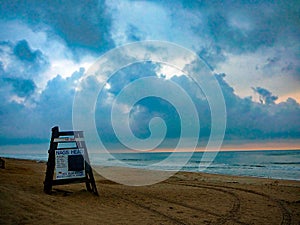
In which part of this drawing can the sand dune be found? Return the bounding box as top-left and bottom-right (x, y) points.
(0, 158), (299, 225)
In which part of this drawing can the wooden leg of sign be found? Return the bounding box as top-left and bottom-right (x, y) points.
(85, 165), (92, 192)
(75, 131), (99, 196)
(0, 157), (5, 169)
(44, 126), (59, 194)
(85, 162), (99, 196)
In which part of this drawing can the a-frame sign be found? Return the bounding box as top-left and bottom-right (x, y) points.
(44, 126), (98, 196)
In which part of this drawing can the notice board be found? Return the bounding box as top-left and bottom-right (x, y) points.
(43, 126), (98, 195)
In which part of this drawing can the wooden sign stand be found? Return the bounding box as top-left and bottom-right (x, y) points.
(44, 126), (98, 196)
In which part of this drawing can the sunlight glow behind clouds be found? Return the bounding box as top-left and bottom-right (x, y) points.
(216, 46), (300, 103)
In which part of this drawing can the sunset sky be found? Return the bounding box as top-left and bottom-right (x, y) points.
(0, 0), (299, 150)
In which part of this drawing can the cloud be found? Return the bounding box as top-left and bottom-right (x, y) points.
(14, 40), (41, 62)
(0, 0), (114, 55)
(0, 31), (94, 92)
(0, 40), (49, 81)
(0, 66), (85, 143)
(178, 0), (299, 52)
(215, 46), (300, 102)
(214, 74), (300, 140)
(92, 62), (300, 145)
(2, 0), (299, 98)
(2, 77), (36, 98)
(0, 40), (49, 108)
(252, 87), (278, 105)
(106, 0), (299, 103)
(0, 59), (299, 146)
(36, 68), (85, 127)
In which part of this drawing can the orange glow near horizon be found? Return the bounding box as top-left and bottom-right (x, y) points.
(112, 140), (300, 153)
(276, 91), (300, 104)
(84, 139), (300, 154)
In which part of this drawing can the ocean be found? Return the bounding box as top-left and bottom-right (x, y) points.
(0, 144), (299, 181)
(91, 150), (300, 181)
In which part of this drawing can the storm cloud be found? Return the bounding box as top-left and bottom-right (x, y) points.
(0, 0), (114, 55)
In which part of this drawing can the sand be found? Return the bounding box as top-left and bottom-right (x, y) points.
(0, 158), (299, 225)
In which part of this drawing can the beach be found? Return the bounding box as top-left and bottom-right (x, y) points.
(0, 158), (300, 225)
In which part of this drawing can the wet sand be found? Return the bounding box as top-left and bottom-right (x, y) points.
(0, 158), (299, 225)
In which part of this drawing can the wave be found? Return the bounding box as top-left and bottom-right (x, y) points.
(271, 162), (300, 165)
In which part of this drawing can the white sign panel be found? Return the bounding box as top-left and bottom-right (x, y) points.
(55, 149), (85, 180)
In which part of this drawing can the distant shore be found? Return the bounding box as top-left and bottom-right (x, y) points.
(0, 158), (300, 225)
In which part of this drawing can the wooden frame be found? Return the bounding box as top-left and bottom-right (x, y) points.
(43, 126), (98, 196)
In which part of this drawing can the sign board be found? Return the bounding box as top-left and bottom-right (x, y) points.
(43, 126), (98, 196)
(55, 149), (85, 180)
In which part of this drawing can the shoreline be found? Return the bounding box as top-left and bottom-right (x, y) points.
(1, 156), (300, 182)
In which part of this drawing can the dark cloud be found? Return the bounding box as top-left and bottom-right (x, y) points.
(94, 63), (300, 146)
(95, 62), (161, 146)
(0, 39), (48, 107)
(0, 40), (49, 80)
(155, 0), (300, 70)
(107, 62), (157, 94)
(214, 75), (299, 140)
(170, 75), (211, 137)
(0, 67), (85, 143)
(126, 24), (145, 42)
(252, 87), (278, 105)
(14, 40), (39, 62)
(2, 77), (36, 97)
(185, 0), (299, 51)
(0, 79), (39, 141)
(36, 68), (85, 128)
(197, 45), (226, 70)
(0, 0), (114, 56)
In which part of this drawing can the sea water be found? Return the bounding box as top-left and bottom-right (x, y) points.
(90, 150), (300, 181)
(0, 144), (299, 181)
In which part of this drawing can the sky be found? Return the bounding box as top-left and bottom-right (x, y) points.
(0, 0), (299, 150)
